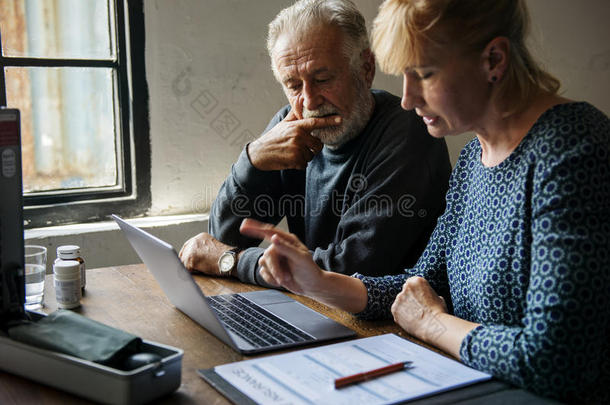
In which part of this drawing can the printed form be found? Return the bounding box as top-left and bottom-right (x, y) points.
(214, 333), (491, 405)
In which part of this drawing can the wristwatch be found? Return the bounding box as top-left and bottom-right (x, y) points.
(218, 247), (240, 276)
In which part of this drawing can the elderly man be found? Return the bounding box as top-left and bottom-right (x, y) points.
(179, 0), (451, 285)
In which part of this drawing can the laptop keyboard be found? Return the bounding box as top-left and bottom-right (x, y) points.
(207, 294), (313, 349)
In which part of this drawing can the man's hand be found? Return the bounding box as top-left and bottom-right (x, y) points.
(391, 276), (449, 342)
(179, 232), (234, 276)
(248, 109), (341, 171)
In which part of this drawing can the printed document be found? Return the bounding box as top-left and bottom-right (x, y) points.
(214, 333), (491, 404)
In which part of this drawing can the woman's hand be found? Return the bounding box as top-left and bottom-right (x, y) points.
(391, 276), (449, 342)
(239, 218), (325, 295)
(239, 218), (368, 313)
(391, 276), (480, 359)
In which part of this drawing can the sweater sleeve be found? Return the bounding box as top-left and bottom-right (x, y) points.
(312, 110), (451, 279)
(459, 126), (610, 401)
(353, 198), (454, 320)
(209, 107), (290, 285)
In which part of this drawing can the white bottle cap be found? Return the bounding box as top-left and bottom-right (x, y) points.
(53, 260), (81, 276)
(57, 245), (81, 259)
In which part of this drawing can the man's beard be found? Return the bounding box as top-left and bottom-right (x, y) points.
(302, 76), (373, 149)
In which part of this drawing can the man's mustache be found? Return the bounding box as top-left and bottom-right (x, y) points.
(302, 105), (340, 119)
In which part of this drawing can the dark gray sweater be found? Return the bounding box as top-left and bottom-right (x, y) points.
(209, 90), (451, 286)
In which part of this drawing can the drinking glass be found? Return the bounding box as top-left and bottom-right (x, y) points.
(24, 245), (47, 310)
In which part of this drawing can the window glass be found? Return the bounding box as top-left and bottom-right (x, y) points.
(0, 0), (114, 60)
(5, 67), (118, 192)
(0, 0), (149, 228)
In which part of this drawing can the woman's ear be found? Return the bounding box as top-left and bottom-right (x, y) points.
(483, 37), (510, 83)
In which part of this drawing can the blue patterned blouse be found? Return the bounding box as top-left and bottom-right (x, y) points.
(354, 102), (610, 402)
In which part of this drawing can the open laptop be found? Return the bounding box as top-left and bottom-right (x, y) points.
(112, 215), (355, 354)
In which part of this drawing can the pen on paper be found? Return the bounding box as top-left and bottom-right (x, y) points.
(334, 361), (413, 389)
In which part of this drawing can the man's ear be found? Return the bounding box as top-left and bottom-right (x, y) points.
(482, 37), (509, 83)
(361, 48), (376, 87)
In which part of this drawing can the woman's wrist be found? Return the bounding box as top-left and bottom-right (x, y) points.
(426, 312), (479, 359)
(309, 271), (368, 313)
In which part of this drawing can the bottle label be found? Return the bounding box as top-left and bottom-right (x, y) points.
(54, 278), (82, 304)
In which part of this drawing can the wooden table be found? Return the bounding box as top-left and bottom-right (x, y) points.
(0, 264), (409, 404)
(0, 265), (559, 404)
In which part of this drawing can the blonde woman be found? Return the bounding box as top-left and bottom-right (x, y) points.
(240, 0), (609, 402)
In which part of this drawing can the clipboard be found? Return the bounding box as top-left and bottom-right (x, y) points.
(198, 366), (513, 405)
(196, 334), (505, 405)
(198, 368), (258, 405)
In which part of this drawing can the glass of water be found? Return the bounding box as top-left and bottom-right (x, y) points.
(24, 245), (47, 310)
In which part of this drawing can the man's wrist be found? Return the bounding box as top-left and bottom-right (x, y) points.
(218, 247), (241, 277)
(245, 142), (254, 164)
(245, 141), (261, 170)
(230, 250), (244, 278)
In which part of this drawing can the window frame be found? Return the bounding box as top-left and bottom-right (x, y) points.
(0, 0), (150, 228)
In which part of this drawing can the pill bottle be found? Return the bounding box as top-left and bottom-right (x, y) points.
(53, 260), (82, 309)
(56, 245), (86, 292)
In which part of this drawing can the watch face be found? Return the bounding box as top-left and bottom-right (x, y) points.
(219, 253), (235, 273)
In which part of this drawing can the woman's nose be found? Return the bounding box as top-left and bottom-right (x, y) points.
(401, 73), (422, 111)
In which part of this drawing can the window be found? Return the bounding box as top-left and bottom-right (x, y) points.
(0, 0), (150, 228)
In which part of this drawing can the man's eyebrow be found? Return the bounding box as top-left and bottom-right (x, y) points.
(282, 77), (299, 86)
(312, 67), (330, 75)
(281, 67), (333, 86)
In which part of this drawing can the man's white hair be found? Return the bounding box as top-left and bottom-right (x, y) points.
(267, 0), (370, 80)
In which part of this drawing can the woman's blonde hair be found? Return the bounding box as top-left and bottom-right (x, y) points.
(372, 0), (560, 114)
